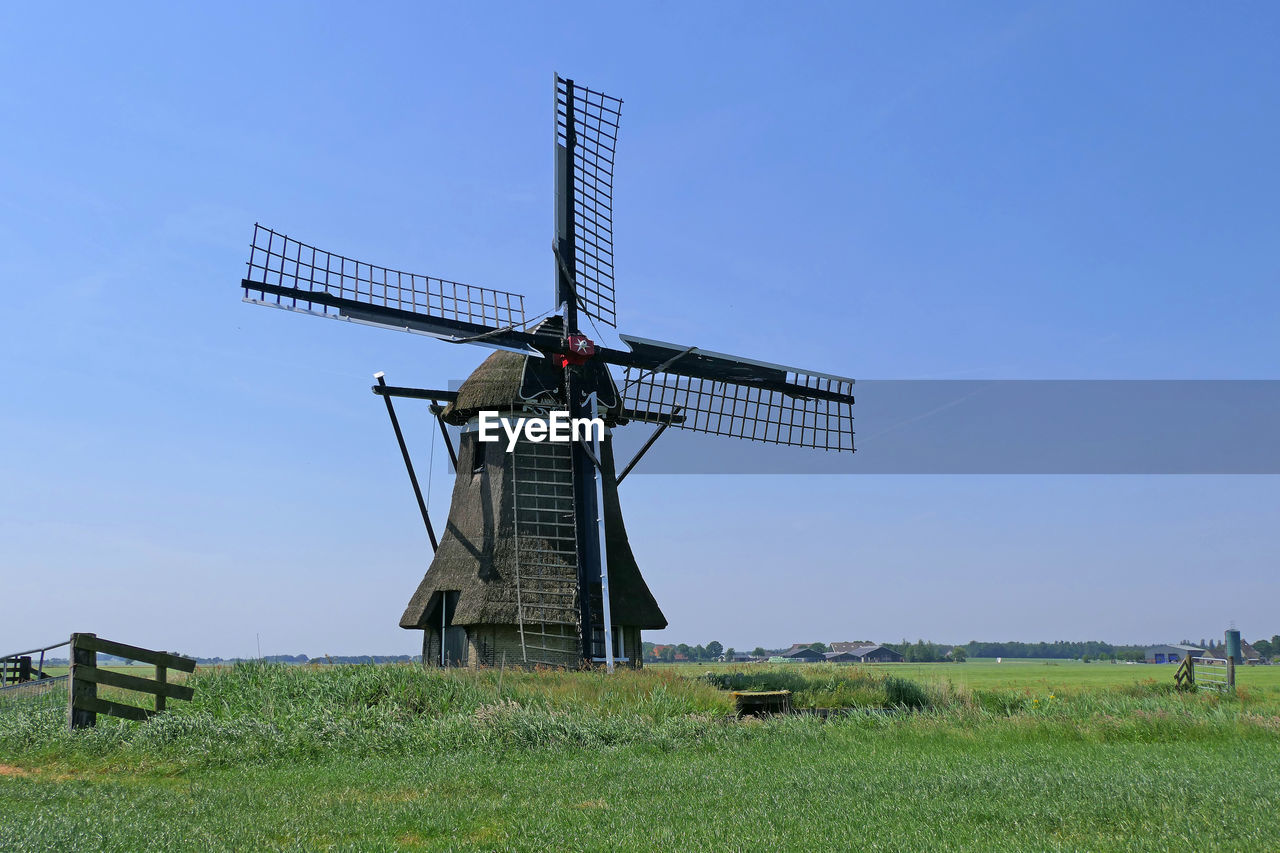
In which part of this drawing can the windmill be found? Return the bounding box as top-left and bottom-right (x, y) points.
(240, 74), (855, 670)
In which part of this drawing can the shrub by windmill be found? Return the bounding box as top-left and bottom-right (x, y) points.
(239, 75), (856, 670)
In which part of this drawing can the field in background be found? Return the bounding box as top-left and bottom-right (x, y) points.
(2, 661), (1278, 850)
(23, 664), (176, 679)
(658, 656), (1280, 692)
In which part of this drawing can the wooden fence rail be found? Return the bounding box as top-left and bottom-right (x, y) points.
(68, 633), (197, 730)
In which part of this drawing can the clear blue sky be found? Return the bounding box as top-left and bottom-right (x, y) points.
(2, 3), (1277, 657)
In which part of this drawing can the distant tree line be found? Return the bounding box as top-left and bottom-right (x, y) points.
(642, 641), (726, 662)
(641, 637), (1280, 664)
(1254, 636), (1280, 659)
(882, 641), (949, 662)
(959, 641), (1147, 661)
(126, 633), (1280, 668)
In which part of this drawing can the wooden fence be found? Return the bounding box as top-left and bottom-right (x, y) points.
(68, 633), (196, 730)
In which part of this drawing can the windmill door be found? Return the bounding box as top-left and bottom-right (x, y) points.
(436, 591), (467, 667)
(443, 626), (467, 667)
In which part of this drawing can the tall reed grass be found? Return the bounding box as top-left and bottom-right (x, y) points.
(2, 661), (1275, 770)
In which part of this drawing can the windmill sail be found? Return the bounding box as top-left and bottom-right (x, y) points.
(242, 225), (535, 353)
(555, 76), (621, 328)
(612, 335), (855, 452)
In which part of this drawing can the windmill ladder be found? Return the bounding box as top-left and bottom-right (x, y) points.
(511, 438), (581, 665)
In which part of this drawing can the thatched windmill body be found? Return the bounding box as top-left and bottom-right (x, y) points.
(240, 75), (855, 669)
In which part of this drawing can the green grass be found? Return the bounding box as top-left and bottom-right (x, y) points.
(2, 661), (1278, 851)
(683, 657), (1280, 714)
(663, 656), (1280, 691)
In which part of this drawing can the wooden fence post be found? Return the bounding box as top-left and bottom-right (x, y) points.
(1186, 654), (1195, 689)
(68, 633), (98, 731)
(155, 661), (167, 713)
(1227, 656), (1236, 692)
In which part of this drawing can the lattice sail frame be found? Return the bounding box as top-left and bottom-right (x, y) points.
(244, 225), (527, 330)
(619, 369), (855, 452)
(556, 76), (621, 328)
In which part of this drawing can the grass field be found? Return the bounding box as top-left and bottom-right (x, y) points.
(2, 659), (1278, 851)
(12, 664), (166, 679)
(664, 656), (1280, 693)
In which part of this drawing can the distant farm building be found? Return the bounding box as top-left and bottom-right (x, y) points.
(823, 651), (860, 663)
(771, 642), (906, 663)
(779, 646), (825, 663)
(852, 644), (904, 663)
(647, 645), (691, 662)
(1145, 644), (1205, 664)
(828, 642), (904, 663)
(1205, 640), (1263, 664)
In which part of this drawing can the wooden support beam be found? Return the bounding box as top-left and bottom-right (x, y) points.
(617, 407), (681, 485)
(376, 374), (438, 551)
(429, 404), (458, 472)
(372, 385), (459, 403)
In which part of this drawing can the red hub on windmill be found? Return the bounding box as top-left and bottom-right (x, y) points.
(557, 334), (595, 367)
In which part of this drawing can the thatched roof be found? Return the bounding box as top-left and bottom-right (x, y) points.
(441, 350), (535, 425)
(400, 373), (666, 631)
